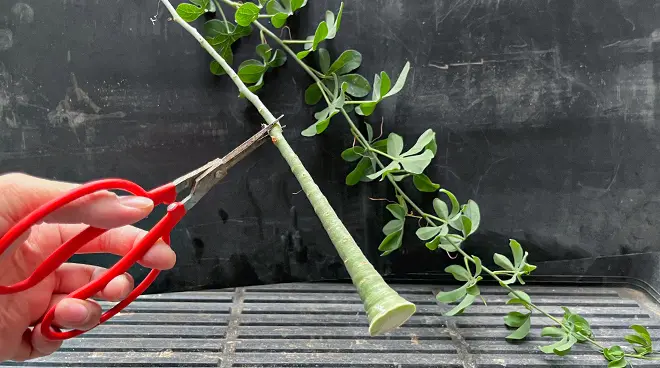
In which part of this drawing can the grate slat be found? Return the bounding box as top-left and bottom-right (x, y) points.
(2, 283), (658, 367)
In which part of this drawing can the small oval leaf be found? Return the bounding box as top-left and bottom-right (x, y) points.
(235, 2), (261, 26)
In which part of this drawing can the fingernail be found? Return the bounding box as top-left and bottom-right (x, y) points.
(65, 300), (90, 323)
(119, 196), (153, 209)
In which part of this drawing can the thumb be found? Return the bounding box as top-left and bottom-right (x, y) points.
(0, 172), (154, 232)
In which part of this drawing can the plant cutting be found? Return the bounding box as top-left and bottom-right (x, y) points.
(161, 0), (659, 365)
(159, 0), (416, 337)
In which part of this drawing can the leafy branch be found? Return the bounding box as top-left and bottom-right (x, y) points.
(169, 0), (659, 365)
(161, 0), (417, 337)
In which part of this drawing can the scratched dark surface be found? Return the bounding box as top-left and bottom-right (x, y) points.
(1, 0), (660, 293)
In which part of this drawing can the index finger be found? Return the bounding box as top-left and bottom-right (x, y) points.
(0, 173), (154, 232)
(56, 223), (177, 270)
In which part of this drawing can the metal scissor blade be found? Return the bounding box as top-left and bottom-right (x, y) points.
(219, 115), (283, 172)
(172, 159), (220, 194)
(181, 116), (283, 210)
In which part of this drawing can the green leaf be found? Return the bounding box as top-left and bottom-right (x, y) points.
(436, 234), (463, 253)
(339, 74), (371, 98)
(425, 235), (441, 250)
(399, 150), (434, 174)
(256, 44), (272, 61)
(631, 325), (651, 341)
(318, 48), (331, 74)
(467, 284), (481, 296)
(270, 12), (288, 27)
(324, 2), (343, 39)
(235, 2), (261, 26)
(426, 136), (438, 155)
(207, 0), (216, 12)
(366, 161), (400, 181)
(415, 226), (443, 241)
(561, 307), (593, 342)
(460, 216), (472, 237)
(607, 358), (628, 368)
(355, 101), (378, 116)
(266, 0), (307, 20)
(630, 325), (651, 339)
(464, 200), (481, 234)
(605, 352), (624, 362)
(301, 116), (332, 136)
(436, 284), (467, 303)
(341, 147), (366, 162)
(266, 0), (286, 13)
(311, 21), (329, 48)
(425, 229), (456, 252)
(377, 72), (391, 100)
(625, 324), (653, 355)
(402, 129), (436, 157)
(540, 333), (577, 356)
(433, 198), (449, 220)
(365, 122), (374, 142)
(445, 265), (470, 282)
(291, 0), (307, 11)
(494, 254), (515, 272)
(210, 60), (225, 76)
(189, 0), (209, 8)
(494, 239), (537, 285)
(383, 61), (411, 98)
(378, 229), (403, 255)
(204, 20), (251, 61)
(209, 43), (233, 74)
(413, 173), (440, 192)
(245, 75), (264, 94)
(472, 256), (482, 276)
(297, 50), (311, 60)
(386, 203), (406, 220)
(204, 20), (233, 38)
(296, 21), (328, 59)
(268, 49), (286, 67)
(387, 133), (404, 157)
(327, 50), (362, 75)
(541, 327), (566, 338)
(539, 326), (579, 356)
(371, 139), (388, 152)
(625, 334), (647, 346)
(346, 157), (370, 185)
(238, 59), (266, 84)
(510, 239), (524, 266)
(439, 189), (461, 220)
(504, 311), (528, 328)
(506, 291), (532, 306)
(382, 219), (403, 235)
(176, 3), (205, 22)
(445, 294), (476, 316)
(304, 83), (323, 105)
(505, 312), (531, 340)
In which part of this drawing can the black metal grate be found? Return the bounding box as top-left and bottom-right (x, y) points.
(2, 283), (659, 367)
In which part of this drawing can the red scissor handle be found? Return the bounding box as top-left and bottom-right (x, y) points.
(0, 178), (186, 340)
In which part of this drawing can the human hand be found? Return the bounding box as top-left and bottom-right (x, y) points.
(0, 173), (177, 362)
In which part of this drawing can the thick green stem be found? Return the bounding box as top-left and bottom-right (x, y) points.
(270, 126), (416, 335)
(161, 0), (416, 336)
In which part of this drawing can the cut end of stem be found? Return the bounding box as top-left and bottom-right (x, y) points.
(353, 274), (416, 336)
(366, 295), (416, 336)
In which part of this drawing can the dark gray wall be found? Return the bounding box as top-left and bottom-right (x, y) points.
(1, 0), (659, 292)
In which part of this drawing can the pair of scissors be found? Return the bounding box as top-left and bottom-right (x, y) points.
(0, 117), (282, 340)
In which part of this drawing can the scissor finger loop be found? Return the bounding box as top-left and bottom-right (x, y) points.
(0, 116), (283, 340)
